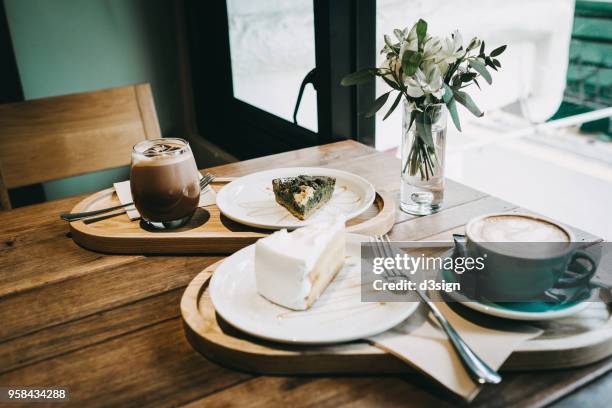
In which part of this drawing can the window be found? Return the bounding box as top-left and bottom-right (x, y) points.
(226, 0), (318, 132)
(185, 0), (376, 159)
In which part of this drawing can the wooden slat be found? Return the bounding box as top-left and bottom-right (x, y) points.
(183, 376), (455, 408)
(0, 289), (181, 373)
(393, 178), (489, 224)
(134, 83), (162, 140)
(0, 212), (138, 298)
(0, 255), (219, 341)
(205, 140), (376, 178)
(182, 358), (612, 408)
(471, 357), (612, 408)
(0, 84), (158, 188)
(0, 161), (10, 211)
(0, 319), (251, 407)
(388, 196), (517, 241)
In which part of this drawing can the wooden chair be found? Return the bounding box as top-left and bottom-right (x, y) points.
(0, 83), (161, 210)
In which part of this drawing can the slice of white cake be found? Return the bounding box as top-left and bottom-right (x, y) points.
(254, 216), (346, 310)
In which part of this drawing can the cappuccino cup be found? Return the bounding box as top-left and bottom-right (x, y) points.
(455, 213), (597, 301)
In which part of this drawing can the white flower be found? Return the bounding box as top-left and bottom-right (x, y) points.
(404, 70), (425, 98)
(398, 23), (419, 61)
(404, 62), (445, 99)
(423, 36), (442, 61)
(435, 30), (465, 73)
(379, 56), (402, 82)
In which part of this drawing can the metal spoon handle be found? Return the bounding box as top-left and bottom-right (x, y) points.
(60, 202), (133, 221)
(426, 299), (502, 385)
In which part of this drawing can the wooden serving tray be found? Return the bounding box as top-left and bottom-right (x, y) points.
(69, 179), (395, 254)
(181, 260), (612, 374)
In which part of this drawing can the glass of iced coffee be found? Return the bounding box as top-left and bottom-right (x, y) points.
(130, 138), (200, 229)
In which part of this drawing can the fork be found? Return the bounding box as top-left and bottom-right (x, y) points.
(60, 173), (215, 222)
(371, 234), (502, 385)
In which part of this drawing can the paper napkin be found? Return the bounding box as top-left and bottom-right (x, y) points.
(113, 178), (216, 220)
(368, 302), (542, 401)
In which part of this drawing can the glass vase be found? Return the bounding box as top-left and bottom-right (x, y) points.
(400, 101), (447, 215)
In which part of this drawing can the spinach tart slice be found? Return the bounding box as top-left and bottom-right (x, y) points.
(272, 175), (336, 220)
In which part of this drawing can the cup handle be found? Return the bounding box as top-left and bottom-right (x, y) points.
(555, 250), (598, 289)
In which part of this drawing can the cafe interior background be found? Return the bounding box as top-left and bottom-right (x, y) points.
(1, 0), (612, 406)
(1, 0), (610, 241)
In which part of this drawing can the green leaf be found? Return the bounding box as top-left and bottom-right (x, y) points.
(416, 19), (427, 49)
(454, 90), (483, 117)
(442, 84), (461, 132)
(460, 72), (477, 82)
(380, 74), (401, 90)
(402, 50), (423, 76)
(484, 57), (498, 71)
(479, 40), (485, 56)
(490, 45), (507, 57)
(383, 92), (403, 120)
(493, 59), (501, 68)
(408, 110), (417, 131)
(468, 59), (492, 84)
(485, 57), (498, 72)
(384, 35), (399, 54)
(341, 69), (376, 86)
(364, 92), (390, 118)
(415, 112), (434, 148)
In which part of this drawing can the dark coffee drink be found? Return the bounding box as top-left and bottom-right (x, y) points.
(130, 139), (200, 229)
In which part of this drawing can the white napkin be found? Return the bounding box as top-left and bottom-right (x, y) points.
(368, 303), (542, 401)
(113, 178), (216, 220)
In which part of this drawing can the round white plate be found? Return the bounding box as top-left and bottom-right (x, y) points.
(216, 167), (376, 230)
(209, 233), (419, 344)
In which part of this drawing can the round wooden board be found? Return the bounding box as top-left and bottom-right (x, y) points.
(181, 260), (612, 374)
(68, 180), (395, 254)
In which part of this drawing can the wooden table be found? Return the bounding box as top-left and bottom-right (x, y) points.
(0, 140), (609, 407)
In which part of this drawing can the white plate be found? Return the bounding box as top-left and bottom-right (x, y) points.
(209, 233), (419, 344)
(439, 257), (593, 321)
(216, 167), (376, 230)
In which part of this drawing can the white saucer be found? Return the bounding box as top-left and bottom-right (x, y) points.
(209, 233), (419, 344)
(439, 259), (593, 321)
(452, 299), (591, 321)
(215, 167), (376, 230)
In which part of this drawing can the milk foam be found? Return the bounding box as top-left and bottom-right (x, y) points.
(132, 151), (193, 167)
(132, 140), (193, 167)
(469, 215), (569, 242)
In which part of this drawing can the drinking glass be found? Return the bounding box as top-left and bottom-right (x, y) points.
(130, 138), (200, 229)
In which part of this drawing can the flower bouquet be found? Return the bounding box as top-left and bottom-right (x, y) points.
(341, 19), (506, 215)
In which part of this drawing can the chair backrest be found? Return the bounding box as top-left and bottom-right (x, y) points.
(0, 83), (161, 209)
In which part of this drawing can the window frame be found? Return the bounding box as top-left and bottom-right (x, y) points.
(184, 0), (376, 159)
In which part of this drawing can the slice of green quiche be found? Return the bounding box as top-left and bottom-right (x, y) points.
(272, 175), (336, 220)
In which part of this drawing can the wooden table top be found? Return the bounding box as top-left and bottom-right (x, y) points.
(0, 140), (609, 407)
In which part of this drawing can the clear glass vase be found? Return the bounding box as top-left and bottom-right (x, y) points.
(400, 101), (447, 215)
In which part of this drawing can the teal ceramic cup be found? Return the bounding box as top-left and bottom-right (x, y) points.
(455, 213), (598, 302)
